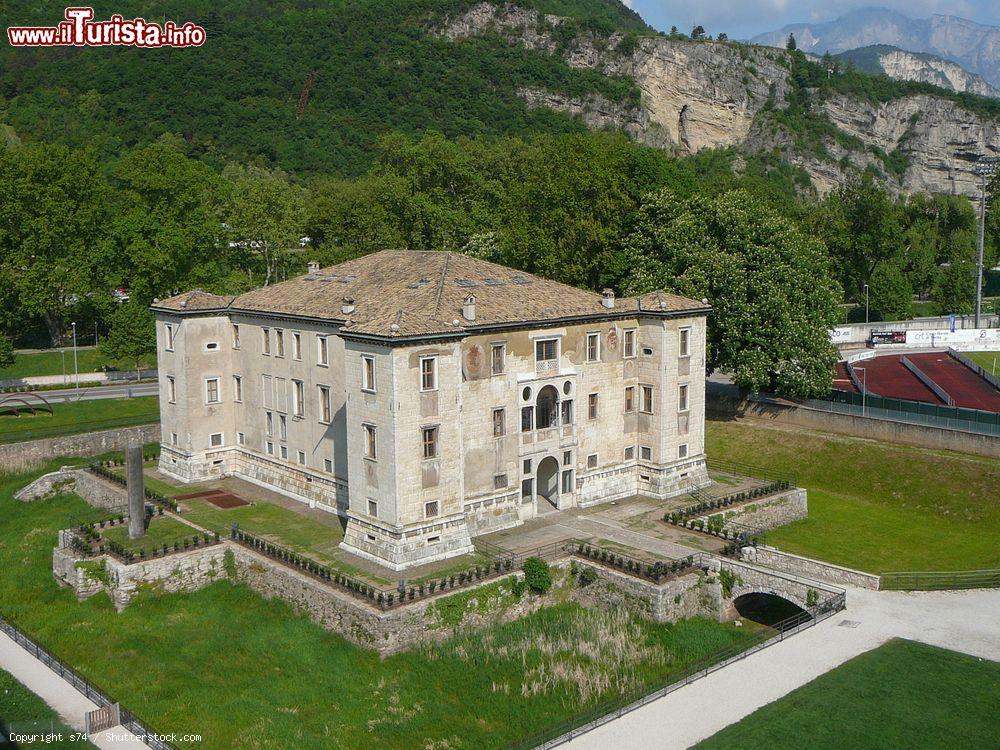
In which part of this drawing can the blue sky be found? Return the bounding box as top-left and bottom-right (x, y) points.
(623, 1), (1000, 40)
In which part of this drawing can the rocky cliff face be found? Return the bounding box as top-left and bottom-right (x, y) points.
(879, 49), (1000, 99)
(442, 3), (1000, 197)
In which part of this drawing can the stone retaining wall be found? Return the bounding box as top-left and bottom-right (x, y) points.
(708, 489), (807, 531)
(746, 546), (881, 590)
(16, 467), (126, 509)
(0, 424), (160, 472)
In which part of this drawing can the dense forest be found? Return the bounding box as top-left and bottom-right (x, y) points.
(1, 0), (998, 397)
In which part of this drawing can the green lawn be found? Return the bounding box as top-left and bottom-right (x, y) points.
(0, 397), (159, 444)
(0, 667), (99, 749)
(963, 350), (999, 376)
(101, 516), (207, 553)
(706, 420), (999, 571)
(0, 347), (156, 380)
(696, 639), (1000, 749)
(0, 459), (760, 750)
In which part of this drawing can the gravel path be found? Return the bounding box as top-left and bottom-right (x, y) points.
(0, 630), (151, 748)
(565, 586), (1000, 750)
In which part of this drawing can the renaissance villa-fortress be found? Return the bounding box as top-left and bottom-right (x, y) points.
(151, 250), (710, 570)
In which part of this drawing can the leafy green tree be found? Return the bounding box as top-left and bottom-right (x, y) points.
(691, 25), (706, 40)
(786, 33), (797, 51)
(868, 263), (912, 321)
(624, 189), (841, 397)
(0, 335), (14, 370)
(100, 303), (155, 380)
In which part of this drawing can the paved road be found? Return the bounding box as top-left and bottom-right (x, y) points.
(18, 383), (158, 404)
(0, 630), (151, 748)
(565, 586), (1000, 750)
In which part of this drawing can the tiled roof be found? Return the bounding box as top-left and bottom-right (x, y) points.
(153, 251), (707, 338)
(153, 290), (234, 312)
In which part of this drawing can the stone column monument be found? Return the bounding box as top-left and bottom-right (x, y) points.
(126, 443), (146, 540)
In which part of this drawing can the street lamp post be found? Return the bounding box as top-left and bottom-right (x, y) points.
(71, 322), (79, 391)
(973, 156), (999, 328)
(863, 284), (870, 326)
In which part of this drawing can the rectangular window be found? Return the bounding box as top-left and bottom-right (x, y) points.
(292, 379), (304, 417)
(523, 459), (532, 474)
(279, 414), (287, 441)
(171, 432), (178, 446)
(233, 375), (243, 402)
(297, 450), (306, 465)
(420, 357), (437, 391)
(679, 444), (689, 459)
(494, 473), (508, 490)
(624, 386), (635, 413)
(261, 374), (273, 408)
(641, 385), (654, 414)
(364, 424), (377, 459)
(261, 327), (271, 355)
(425, 500), (439, 518)
(561, 399), (573, 425)
(587, 453), (598, 469)
(166, 376), (176, 404)
(265, 411), (273, 437)
(280, 444), (288, 460)
(679, 384), (690, 412)
(624, 446), (635, 461)
(561, 469), (573, 494)
(275, 329), (285, 358)
(535, 338), (557, 363)
(588, 393), (599, 420)
(237, 432), (246, 446)
(586, 332), (600, 362)
(292, 332), (302, 360)
(367, 499), (378, 518)
(641, 446), (652, 460)
(521, 478), (534, 500)
(422, 426), (438, 459)
(521, 406), (534, 432)
(210, 432), (223, 448)
(361, 355), (376, 392)
(679, 328), (691, 357)
(164, 323), (175, 351)
(317, 335), (329, 366)
(266, 441), (274, 456)
(492, 408), (505, 437)
(490, 343), (506, 375)
(318, 386), (331, 423)
(624, 329), (636, 358)
(563, 450), (572, 466)
(324, 458), (333, 472)
(232, 324), (240, 349)
(205, 378), (220, 404)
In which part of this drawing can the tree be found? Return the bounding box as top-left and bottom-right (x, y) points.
(100, 302), (156, 380)
(222, 165), (307, 287)
(786, 33), (797, 51)
(717, 32), (728, 42)
(691, 25), (706, 40)
(868, 263), (912, 321)
(0, 335), (14, 370)
(623, 189), (841, 397)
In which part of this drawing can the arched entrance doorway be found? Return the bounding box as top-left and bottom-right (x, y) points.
(535, 385), (559, 429)
(733, 592), (811, 630)
(536, 455), (560, 512)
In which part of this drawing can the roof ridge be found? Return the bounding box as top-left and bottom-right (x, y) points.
(432, 251), (451, 319)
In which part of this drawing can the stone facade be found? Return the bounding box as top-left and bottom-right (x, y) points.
(747, 546), (881, 590)
(688, 489), (808, 533)
(153, 252), (711, 570)
(572, 562), (721, 623)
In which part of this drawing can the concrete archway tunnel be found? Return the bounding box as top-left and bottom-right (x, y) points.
(732, 592), (811, 630)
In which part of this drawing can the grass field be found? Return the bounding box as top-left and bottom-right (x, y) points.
(0, 667), (99, 749)
(101, 516), (205, 553)
(0, 347), (156, 380)
(706, 420), (999, 571)
(696, 639), (1000, 749)
(963, 350), (999, 376)
(0, 459), (758, 750)
(0, 397), (159, 444)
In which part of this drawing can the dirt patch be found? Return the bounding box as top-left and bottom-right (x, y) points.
(175, 489), (226, 500)
(205, 493), (251, 509)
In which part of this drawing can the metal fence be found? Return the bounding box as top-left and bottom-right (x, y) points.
(814, 390), (1000, 437)
(880, 569), (1000, 591)
(508, 590), (847, 750)
(0, 612), (175, 749)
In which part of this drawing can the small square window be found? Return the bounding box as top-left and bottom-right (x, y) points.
(323, 458), (333, 473)
(678, 444), (689, 459)
(624, 446), (635, 460)
(209, 432), (223, 448)
(494, 473), (508, 490)
(641, 446), (652, 460)
(587, 454), (598, 469)
(368, 499), (378, 518)
(425, 500), (439, 518)
(535, 338), (557, 363)
(420, 357), (437, 391)
(493, 408), (505, 437)
(491, 343), (506, 375)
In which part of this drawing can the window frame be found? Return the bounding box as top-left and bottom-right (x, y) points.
(679, 327), (691, 358)
(535, 338), (558, 364)
(361, 354), (376, 393)
(291, 379), (305, 417)
(425, 500), (439, 518)
(232, 324), (240, 350)
(640, 384), (654, 414)
(492, 407), (506, 438)
(164, 323), (175, 351)
(291, 331), (302, 361)
(318, 385), (332, 424)
(586, 332), (600, 362)
(205, 377), (221, 405)
(587, 453), (598, 469)
(623, 329), (636, 359)
(587, 393), (599, 420)
(166, 375), (176, 404)
(209, 432), (224, 448)
(261, 327), (271, 356)
(624, 385), (635, 413)
(678, 383), (690, 413)
(363, 423), (377, 460)
(422, 426), (439, 460)
(317, 335), (329, 366)
(274, 328), (285, 358)
(490, 342), (506, 375)
(233, 375), (243, 403)
(419, 356), (437, 392)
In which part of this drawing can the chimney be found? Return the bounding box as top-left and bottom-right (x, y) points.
(307, 261), (320, 274)
(462, 294), (476, 322)
(601, 289), (615, 309)
(341, 296), (355, 315)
